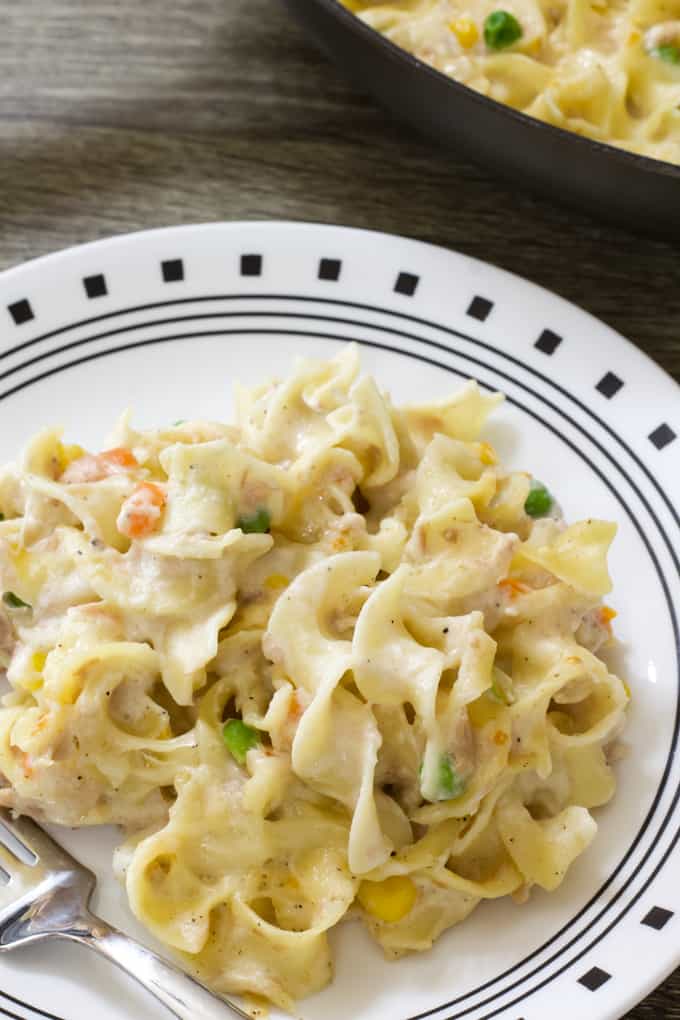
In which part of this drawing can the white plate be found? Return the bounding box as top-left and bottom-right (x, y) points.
(0, 222), (677, 1020)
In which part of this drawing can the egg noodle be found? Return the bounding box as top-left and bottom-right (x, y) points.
(0, 345), (628, 1012)
(344, 0), (680, 164)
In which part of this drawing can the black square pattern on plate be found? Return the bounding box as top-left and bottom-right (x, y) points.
(394, 272), (419, 297)
(649, 424), (676, 450)
(319, 258), (342, 282)
(241, 254), (262, 277)
(578, 967), (611, 991)
(8, 299), (34, 325)
(467, 296), (493, 321)
(642, 906), (674, 930)
(162, 259), (184, 283)
(535, 328), (562, 355)
(83, 274), (107, 299)
(596, 372), (624, 398)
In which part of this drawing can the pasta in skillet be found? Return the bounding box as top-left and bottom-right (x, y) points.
(0, 345), (628, 1011)
(344, 0), (680, 164)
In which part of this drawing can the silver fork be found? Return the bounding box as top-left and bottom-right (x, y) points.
(0, 807), (249, 1019)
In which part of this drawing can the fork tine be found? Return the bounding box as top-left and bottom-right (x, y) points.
(0, 818), (37, 865)
(0, 840), (29, 877)
(0, 808), (81, 869)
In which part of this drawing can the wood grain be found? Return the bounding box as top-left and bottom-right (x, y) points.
(0, 1), (677, 1017)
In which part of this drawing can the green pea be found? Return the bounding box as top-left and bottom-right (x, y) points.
(654, 44), (680, 64)
(484, 10), (522, 49)
(489, 667), (513, 705)
(3, 591), (31, 610)
(489, 679), (507, 704)
(524, 479), (552, 517)
(437, 754), (467, 799)
(421, 753), (467, 802)
(237, 508), (271, 534)
(223, 719), (261, 764)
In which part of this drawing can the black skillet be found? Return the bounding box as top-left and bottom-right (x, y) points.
(283, 0), (680, 236)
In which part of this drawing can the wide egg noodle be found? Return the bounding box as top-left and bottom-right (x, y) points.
(0, 343), (629, 1010)
(265, 551), (391, 873)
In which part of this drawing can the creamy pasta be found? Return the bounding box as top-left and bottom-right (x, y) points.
(344, 0), (680, 164)
(0, 345), (628, 1012)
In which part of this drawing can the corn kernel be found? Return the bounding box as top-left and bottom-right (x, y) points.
(358, 876), (418, 923)
(628, 29), (640, 45)
(449, 16), (479, 47)
(31, 652), (47, 673)
(264, 574), (289, 591)
(599, 606), (617, 623)
(478, 441), (497, 466)
(10, 545), (30, 580)
(21, 674), (43, 693)
(58, 443), (85, 473)
(498, 577), (531, 598)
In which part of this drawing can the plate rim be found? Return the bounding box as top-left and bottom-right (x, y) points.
(0, 220), (677, 1020)
(0, 219), (678, 393)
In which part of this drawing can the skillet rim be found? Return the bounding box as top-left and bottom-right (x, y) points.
(307, 0), (680, 180)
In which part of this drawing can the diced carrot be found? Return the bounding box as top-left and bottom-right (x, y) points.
(13, 749), (34, 779)
(31, 713), (49, 737)
(498, 577), (531, 598)
(100, 447), (138, 470)
(117, 482), (167, 539)
(121, 513), (146, 538)
(288, 690), (305, 722)
(142, 482), (165, 508)
(596, 605), (617, 637)
(61, 446), (138, 483)
(493, 730), (509, 746)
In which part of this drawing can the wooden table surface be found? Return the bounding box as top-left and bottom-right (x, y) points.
(0, 1), (677, 1017)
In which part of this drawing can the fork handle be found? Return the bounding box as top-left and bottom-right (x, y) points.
(69, 914), (250, 1020)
